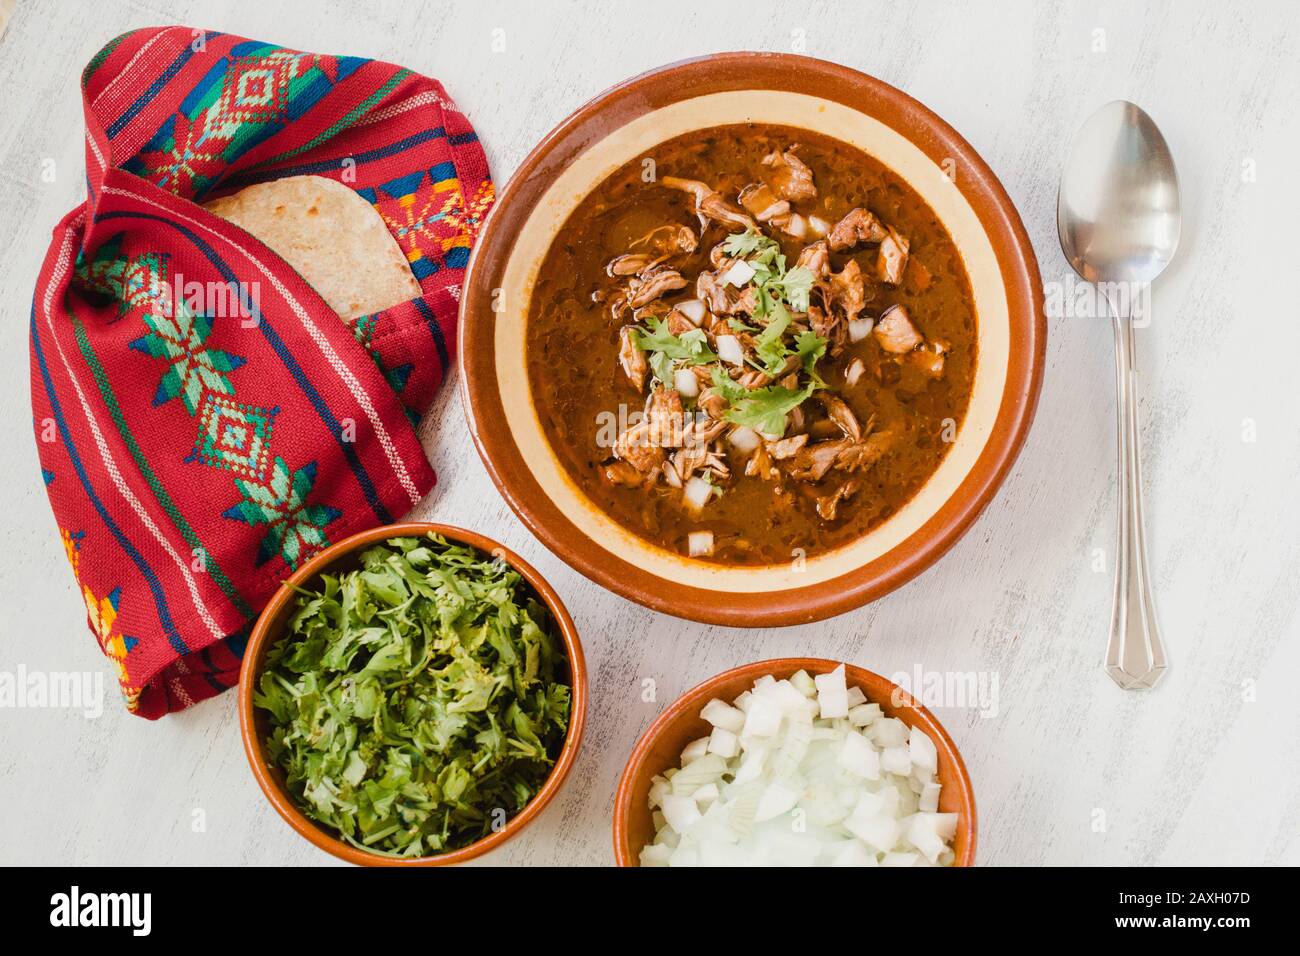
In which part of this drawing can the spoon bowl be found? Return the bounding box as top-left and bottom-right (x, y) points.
(1058, 100), (1181, 285)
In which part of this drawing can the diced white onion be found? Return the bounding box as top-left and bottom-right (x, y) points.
(848, 317), (874, 343)
(808, 215), (831, 239)
(707, 727), (740, 758)
(727, 426), (761, 453)
(675, 298), (707, 325)
(814, 664), (849, 718)
(716, 334), (745, 366)
(844, 357), (866, 387)
(686, 530), (714, 557)
(683, 476), (713, 512)
(720, 259), (756, 287)
(848, 702), (882, 727)
(780, 213), (809, 240)
(638, 664), (958, 868)
(700, 698), (746, 733)
(919, 782), (941, 813)
(789, 669), (818, 698)
(740, 696), (783, 738)
(881, 746), (912, 776)
(674, 368), (699, 398)
(837, 730), (881, 780)
(660, 794), (702, 833)
(909, 726), (938, 773)
(680, 736), (709, 763)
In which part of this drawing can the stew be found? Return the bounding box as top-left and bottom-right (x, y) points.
(526, 123), (977, 565)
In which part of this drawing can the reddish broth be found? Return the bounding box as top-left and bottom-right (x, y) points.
(526, 124), (976, 565)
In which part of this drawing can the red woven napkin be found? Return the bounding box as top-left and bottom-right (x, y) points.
(29, 27), (493, 718)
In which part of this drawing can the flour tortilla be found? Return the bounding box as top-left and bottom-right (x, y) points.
(204, 175), (421, 321)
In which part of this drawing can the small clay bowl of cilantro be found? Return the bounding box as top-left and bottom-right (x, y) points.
(238, 523), (586, 865)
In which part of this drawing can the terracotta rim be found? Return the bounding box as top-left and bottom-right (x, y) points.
(612, 657), (977, 866)
(460, 52), (1046, 627)
(237, 522), (588, 866)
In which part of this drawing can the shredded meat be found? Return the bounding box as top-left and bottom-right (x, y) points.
(614, 422), (663, 474)
(768, 433), (809, 460)
(828, 259), (867, 324)
(618, 325), (646, 389)
(817, 478), (862, 521)
(828, 207), (888, 251)
(816, 392), (862, 442)
(602, 459), (649, 488)
(835, 429), (893, 473)
(762, 148), (817, 202)
(662, 176), (756, 231)
(877, 226), (910, 285)
(738, 182), (790, 222)
(795, 240), (831, 278)
(785, 438), (853, 482)
(645, 387), (685, 448)
(632, 223), (698, 257)
(874, 304), (923, 353)
(627, 264), (688, 308)
(607, 252), (657, 277)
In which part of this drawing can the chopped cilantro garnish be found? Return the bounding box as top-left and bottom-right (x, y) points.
(254, 534), (572, 858)
(633, 315), (717, 386)
(722, 228), (780, 260)
(776, 265), (815, 313)
(754, 302), (794, 374)
(712, 365), (820, 437)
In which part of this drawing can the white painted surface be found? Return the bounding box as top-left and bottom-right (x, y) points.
(0, 0), (1296, 867)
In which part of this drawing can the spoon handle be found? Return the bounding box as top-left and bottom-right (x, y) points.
(1106, 306), (1168, 688)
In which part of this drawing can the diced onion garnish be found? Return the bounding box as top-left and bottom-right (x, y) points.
(808, 215), (831, 238)
(727, 426), (761, 453)
(848, 317), (874, 343)
(674, 368), (700, 398)
(638, 665), (957, 868)
(675, 298), (708, 325)
(720, 260), (756, 287)
(780, 213), (809, 240)
(683, 476), (713, 511)
(844, 357), (866, 387)
(686, 530), (714, 557)
(716, 334), (745, 366)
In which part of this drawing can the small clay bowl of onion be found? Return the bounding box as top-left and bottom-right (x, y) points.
(613, 657), (976, 866)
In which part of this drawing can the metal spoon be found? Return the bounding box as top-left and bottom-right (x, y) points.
(1057, 100), (1180, 689)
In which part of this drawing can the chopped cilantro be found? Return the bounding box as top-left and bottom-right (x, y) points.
(633, 315), (717, 386)
(712, 366), (820, 437)
(254, 534), (572, 858)
(753, 302), (794, 374)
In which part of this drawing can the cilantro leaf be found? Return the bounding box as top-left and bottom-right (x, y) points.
(724, 380), (818, 436)
(754, 302), (793, 374)
(776, 265), (815, 313)
(722, 228), (780, 260)
(632, 316), (717, 386)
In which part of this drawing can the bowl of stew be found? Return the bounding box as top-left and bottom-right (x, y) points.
(461, 53), (1045, 626)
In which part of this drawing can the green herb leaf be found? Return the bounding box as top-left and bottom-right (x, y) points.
(754, 302), (793, 374)
(632, 316), (718, 386)
(724, 380), (818, 437)
(722, 228), (780, 260)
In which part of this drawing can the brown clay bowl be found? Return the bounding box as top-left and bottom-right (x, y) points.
(237, 522), (587, 866)
(613, 658), (976, 866)
(460, 53), (1045, 626)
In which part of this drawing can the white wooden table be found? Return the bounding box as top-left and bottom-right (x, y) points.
(1, 0), (1296, 867)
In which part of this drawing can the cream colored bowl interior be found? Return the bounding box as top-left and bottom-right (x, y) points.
(497, 90), (1009, 592)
